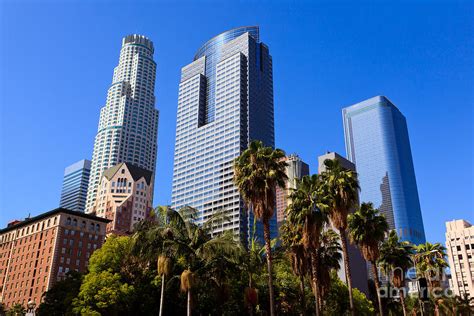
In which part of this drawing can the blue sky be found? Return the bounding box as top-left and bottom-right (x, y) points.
(0, 0), (472, 244)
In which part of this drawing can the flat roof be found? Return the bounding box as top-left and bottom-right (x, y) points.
(0, 207), (110, 234)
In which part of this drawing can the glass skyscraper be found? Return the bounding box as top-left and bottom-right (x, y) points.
(342, 96), (425, 244)
(85, 35), (159, 213)
(171, 26), (277, 244)
(59, 159), (91, 212)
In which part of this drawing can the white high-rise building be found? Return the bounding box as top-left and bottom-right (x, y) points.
(85, 35), (159, 213)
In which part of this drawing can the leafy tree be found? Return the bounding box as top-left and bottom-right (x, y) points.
(286, 174), (327, 316)
(7, 304), (25, 316)
(319, 158), (360, 316)
(73, 270), (134, 315)
(348, 202), (389, 316)
(37, 270), (82, 316)
(379, 230), (414, 316)
(234, 140), (288, 316)
(323, 271), (375, 316)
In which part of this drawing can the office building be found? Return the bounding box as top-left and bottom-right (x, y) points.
(171, 26), (276, 244)
(445, 219), (474, 298)
(275, 155), (309, 224)
(318, 152), (369, 295)
(342, 96), (425, 245)
(0, 208), (108, 308)
(59, 159), (91, 212)
(93, 162), (153, 235)
(85, 34), (159, 213)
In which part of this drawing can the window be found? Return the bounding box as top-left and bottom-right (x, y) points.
(66, 217), (71, 225)
(81, 221), (86, 228)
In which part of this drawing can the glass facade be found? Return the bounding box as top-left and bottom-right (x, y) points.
(343, 96), (426, 245)
(59, 159), (91, 212)
(172, 26), (277, 245)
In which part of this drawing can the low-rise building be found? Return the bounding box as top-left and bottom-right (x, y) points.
(92, 162), (153, 235)
(0, 208), (109, 308)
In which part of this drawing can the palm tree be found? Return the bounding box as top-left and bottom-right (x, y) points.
(234, 140), (288, 316)
(348, 202), (389, 316)
(413, 242), (448, 315)
(157, 255), (172, 316)
(286, 174), (327, 316)
(316, 228), (342, 310)
(319, 158), (360, 315)
(280, 219), (309, 314)
(379, 230), (414, 316)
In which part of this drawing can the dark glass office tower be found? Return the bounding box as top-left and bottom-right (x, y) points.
(343, 96), (425, 244)
(171, 26), (276, 244)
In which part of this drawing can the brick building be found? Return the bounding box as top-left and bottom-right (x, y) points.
(92, 162), (153, 235)
(0, 208), (109, 308)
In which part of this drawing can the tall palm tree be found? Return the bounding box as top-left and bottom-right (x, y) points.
(348, 202), (389, 316)
(286, 174), (327, 316)
(413, 242), (448, 315)
(234, 140), (288, 316)
(280, 220), (309, 314)
(319, 158), (360, 315)
(316, 228), (342, 310)
(379, 230), (414, 316)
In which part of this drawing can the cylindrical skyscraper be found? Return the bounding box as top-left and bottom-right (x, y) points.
(85, 35), (159, 213)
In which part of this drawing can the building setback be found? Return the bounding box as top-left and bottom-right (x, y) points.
(342, 96), (425, 245)
(275, 155), (309, 224)
(171, 26), (277, 244)
(85, 34), (159, 213)
(318, 152), (369, 295)
(445, 219), (474, 298)
(59, 159), (91, 212)
(93, 162), (153, 235)
(0, 208), (109, 308)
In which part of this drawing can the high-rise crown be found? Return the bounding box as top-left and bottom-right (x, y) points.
(122, 34), (154, 52)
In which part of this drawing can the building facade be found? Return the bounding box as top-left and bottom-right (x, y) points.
(93, 162), (153, 235)
(85, 34), (159, 213)
(445, 219), (474, 298)
(342, 96), (425, 245)
(59, 159), (91, 212)
(171, 26), (277, 244)
(0, 208), (108, 308)
(318, 152), (369, 295)
(275, 155), (309, 224)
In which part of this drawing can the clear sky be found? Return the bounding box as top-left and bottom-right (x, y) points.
(0, 0), (472, 244)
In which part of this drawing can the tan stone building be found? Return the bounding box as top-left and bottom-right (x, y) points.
(445, 219), (474, 298)
(93, 162), (153, 235)
(0, 208), (108, 308)
(275, 155), (309, 224)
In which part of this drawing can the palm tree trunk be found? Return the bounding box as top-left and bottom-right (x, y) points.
(399, 289), (407, 316)
(299, 273), (306, 315)
(310, 251), (321, 316)
(187, 290), (192, 316)
(159, 274), (165, 316)
(371, 261), (384, 316)
(263, 220), (275, 316)
(340, 229), (355, 316)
